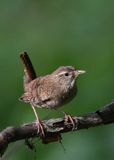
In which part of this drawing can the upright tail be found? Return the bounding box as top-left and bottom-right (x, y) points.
(20, 52), (37, 92)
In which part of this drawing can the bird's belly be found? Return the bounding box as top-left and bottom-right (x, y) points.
(34, 86), (77, 109)
(59, 89), (77, 107)
(48, 87), (77, 109)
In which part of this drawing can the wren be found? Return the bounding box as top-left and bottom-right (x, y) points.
(20, 66), (85, 136)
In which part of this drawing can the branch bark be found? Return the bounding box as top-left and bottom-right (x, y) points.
(0, 100), (114, 156)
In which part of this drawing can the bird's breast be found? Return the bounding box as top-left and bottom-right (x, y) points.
(55, 85), (77, 107)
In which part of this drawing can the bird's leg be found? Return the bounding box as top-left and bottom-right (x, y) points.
(31, 105), (45, 137)
(63, 112), (77, 130)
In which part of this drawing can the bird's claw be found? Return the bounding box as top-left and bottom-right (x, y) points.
(64, 113), (77, 130)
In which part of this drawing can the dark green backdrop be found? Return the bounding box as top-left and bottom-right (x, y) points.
(0, 0), (114, 160)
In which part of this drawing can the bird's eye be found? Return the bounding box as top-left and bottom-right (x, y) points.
(65, 73), (69, 76)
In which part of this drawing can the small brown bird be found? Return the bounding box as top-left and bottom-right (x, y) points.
(20, 66), (85, 136)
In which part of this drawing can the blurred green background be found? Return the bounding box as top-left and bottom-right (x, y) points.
(0, 0), (114, 160)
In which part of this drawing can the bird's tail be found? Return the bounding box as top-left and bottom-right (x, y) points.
(20, 52), (37, 92)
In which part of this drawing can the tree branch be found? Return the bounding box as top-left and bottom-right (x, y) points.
(0, 100), (114, 156)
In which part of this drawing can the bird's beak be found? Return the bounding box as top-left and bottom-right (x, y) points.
(74, 70), (86, 77)
(77, 70), (86, 74)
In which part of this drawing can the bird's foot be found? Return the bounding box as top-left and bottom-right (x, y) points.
(64, 112), (77, 130)
(35, 119), (45, 137)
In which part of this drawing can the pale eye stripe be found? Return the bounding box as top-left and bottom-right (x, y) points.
(59, 71), (67, 75)
(58, 71), (70, 76)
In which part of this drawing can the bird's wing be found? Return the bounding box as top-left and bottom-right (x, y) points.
(19, 76), (57, 108)
(19, 92), (33, 103)
(19, 91), (53, 108)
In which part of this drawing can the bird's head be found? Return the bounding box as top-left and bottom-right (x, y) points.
(52, 66), (86, 89)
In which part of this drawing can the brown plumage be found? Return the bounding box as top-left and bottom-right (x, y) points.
(20, 66), (85, 136)
(20, 66), (85, 108)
